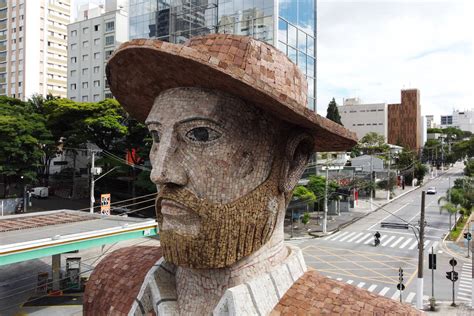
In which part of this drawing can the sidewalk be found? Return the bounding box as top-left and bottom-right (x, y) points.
(284, 184), (420, 239)
(425, 302), (474, 315)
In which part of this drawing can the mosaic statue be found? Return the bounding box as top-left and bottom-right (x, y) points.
(84, 34), (421, 315)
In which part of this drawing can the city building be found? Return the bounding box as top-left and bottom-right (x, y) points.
(425, 115), (437, 129)
(128, 0), (317, 111)
(0, 0), (71, 100)
(67, 0), (128, 102)
(337, 97), (388, 140)
(440, 110), (474, 133)
(387, 89), (422, 152)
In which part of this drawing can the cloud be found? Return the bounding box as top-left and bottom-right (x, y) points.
(316, 0), (474, 122)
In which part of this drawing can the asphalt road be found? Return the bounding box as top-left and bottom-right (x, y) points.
(289, 162), (468, 308)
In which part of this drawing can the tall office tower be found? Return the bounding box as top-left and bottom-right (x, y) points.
(67, 0), (128, 102)
(128, 0), (316, 111)
(0, 0), (71, 100)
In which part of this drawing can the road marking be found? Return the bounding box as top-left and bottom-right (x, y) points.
(408, 240), (418, 250)
(381, 236), (396, 247)
(423, 240), (431, 249)
(379, 287), (390, 296)
(405, 292), (416, 303)
(391, 291), (400, 300)
(357, 282), (365, 288)
(368, 203), (410, 231)
(347, 232), (364, 243)
(346, 280), (354, 284)
(355, 233), (371, 244)
(339, 232), (357, 242)
(368, 284), (377, 292)
(430, 241), (439, 250)
(331, 232), (349, 241)
(336, 277), (343, 281)
(364, 234), (376, 245)
(323, 231), (342, 240)
(390, 237), (405, 248)
(400, 238), (412, 249)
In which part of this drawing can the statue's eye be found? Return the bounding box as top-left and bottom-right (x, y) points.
(150, 130), (160, 143)
(186, 127), (221, 142)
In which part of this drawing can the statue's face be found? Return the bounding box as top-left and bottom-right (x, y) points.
(146, 88), (284, 268)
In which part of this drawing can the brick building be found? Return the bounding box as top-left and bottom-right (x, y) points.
(388, 89), (422, 152)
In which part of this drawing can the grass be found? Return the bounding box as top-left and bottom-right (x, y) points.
(448, 215), (468, 241)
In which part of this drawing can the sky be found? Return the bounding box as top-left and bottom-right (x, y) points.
(72, 0), (473, 122)
(316, 0), (473, 121)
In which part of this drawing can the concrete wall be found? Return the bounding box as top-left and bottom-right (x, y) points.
(0, 198), (22, 215)
(338, 102), (388, 140)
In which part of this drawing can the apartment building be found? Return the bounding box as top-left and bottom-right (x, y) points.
(337, 97), (388, 140)
(67, 1), (128, 102)
(0, 0), (70, 99)
(440, 110), (474, 133)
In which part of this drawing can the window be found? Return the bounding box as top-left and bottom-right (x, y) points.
(83, 27), (89, 34)
(70, 70), (76, 76)
(82, 82), (88, 88)
(70, 83), (76, 90)
(82, 68), (88, 75)
(71, 30), (77, 37)
(93, 66), (100, 73)
(94, 38), (100, 45)
(82, 95), (88, 102)
(93, 80), (100, 87)
(94, 52), (100, 59)
(93, 94), (100, 101)
(82, 41), (89, 48)
(70, 57), (77, 63)
(105, 21), (115, 32)
(105, 92), (113, 98)
(105, 35), (114, 46)
(94, 24), (99, 31)
(82, 54), (88, 61)
(105, 50), (113, 59)
(71, 43), (77, 50)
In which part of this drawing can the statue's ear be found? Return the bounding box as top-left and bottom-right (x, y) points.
(279, 132), (314, 193)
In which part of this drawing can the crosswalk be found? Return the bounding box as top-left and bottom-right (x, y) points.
(322, 231), (439, 251)
(327, 275), (429, 305)
(457, 262), (472, 304)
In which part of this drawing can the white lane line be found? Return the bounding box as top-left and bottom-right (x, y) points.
(423, 240), (431, 249)
(382, 236), (396, 247)
(336, 277), (343, 281)
(339, 232), (357, 242)
(379, 287), (390, 296)
(364, 235), (376, 245)
(405, 292), (416, 303)
(400, 238), (413, 249)
(331, 232), (349, 241)
(346, 280), (354, 284)
(356, 233), (372, 244)
(347, 232), (364, 243)
(430, 241), (439, 250)
(391, 291), (400, 300)
(368, 203), (410, 230)
(408, 240), (419, 250)
(368, 284), (377, 292)
(390, 237), (404, 248)
(324, 231), (343, 241)
(357, 282), (365, 288)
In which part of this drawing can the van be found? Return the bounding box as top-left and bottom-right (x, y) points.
(31, 187), (49, 198)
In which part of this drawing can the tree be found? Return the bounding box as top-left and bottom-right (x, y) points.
(326, 98), (343, 126)
(413, 162), (428, 184)
(292, 185), (316, 202)
(0, 96), (53, 197)
(357, 132), (389, 155)
(438, 200), (458, 231)
(465, 159), (474, 177)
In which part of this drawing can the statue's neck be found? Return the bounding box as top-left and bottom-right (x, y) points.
(175, 220), (287, 315)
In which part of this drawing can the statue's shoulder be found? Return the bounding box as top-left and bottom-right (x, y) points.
(83, 245), (162, 316)
(272, 270), (423, 315)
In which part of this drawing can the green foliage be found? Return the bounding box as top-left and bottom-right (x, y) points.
(0, 96), (53, 196)
(301, 212), (310, 225)
(465, 159), (474, 177)
(396, 149), (416, 169)
(325, 98), (343, 125)
(427, 128), (443, 134)
(355, 132), (389, 155)
(292, 185), (316, 202)
(414, 162), (428, 183)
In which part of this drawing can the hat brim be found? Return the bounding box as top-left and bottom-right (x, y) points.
(107, 41), (357, 152)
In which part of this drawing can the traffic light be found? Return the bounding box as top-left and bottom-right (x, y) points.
(464, 233), (468, 239)
(399, 268), (404, 282)
(453, 271), (459, 281)
(446, 271), (452, 280)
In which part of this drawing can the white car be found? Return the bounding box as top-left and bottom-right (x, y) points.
(427, 187), (436, 194)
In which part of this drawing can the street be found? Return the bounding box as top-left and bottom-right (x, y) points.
(288, 163), (469, 308)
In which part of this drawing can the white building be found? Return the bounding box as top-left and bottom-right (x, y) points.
(0, 0), (71, 100)
(440, 110), (474, 133)
(338, 98), (388, 141)
(67, 0), (128, 102)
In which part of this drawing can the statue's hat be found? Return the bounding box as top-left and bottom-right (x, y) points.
(106, 34), (357, 151)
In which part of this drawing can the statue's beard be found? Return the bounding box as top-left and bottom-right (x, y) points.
(155, 165), (283, 269)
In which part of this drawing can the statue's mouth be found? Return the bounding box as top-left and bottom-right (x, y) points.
(160, 199), (192, 216)
(159, 199), (201, 236)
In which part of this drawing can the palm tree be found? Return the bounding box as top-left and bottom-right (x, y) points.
(438, 198), (457, 231)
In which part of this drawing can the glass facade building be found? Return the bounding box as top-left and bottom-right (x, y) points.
(129, 0), (316, 110)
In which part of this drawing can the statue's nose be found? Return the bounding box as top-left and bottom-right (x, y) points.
(150, 133), (187, 186)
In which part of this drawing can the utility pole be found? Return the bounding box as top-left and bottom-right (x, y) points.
(370, 155), (374, 210)
(323, 163), (328, 234)
(90, 150), (96, 214)
(471, 231), (474, 308)
(386, 150), (391, 202)
(416, 191), (426, 310)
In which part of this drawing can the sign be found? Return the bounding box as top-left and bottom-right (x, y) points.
(100, 194), (111, 215)
(446, 271), (459, 282)
(429, 253), (437, 270)
(449, 258), (457, 267)
(397, 283), (405, 291)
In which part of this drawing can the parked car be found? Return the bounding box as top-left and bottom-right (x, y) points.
(31, 187), (49, 198)
(427, 187), (437, 195)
